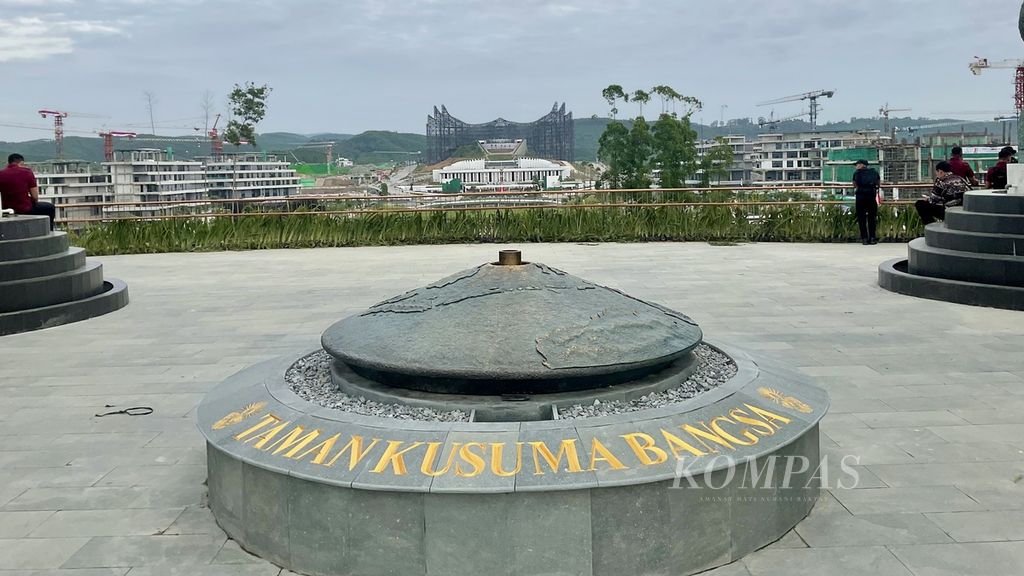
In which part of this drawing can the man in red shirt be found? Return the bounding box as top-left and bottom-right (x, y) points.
(948, 146), (979, 187)
(986, 146), (1017, 190)
(0, 153), (54, 229)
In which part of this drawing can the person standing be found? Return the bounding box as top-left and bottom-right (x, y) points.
(0, 154), (54, 229)
(985, 146), (1016, 190)
(915, 161), (970, 225)
(948, 146), (980, 187)
(852, 159), (881, 245)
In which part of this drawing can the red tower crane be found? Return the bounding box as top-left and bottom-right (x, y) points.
(209, 113), (223, 157)
(37, 109), (108, 160)
(98, 131), (138, 161)
(969, 57), (1024, 144)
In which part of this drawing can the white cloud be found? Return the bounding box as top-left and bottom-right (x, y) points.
(0, 0), (74, 6)
(0, 15), (122, 61)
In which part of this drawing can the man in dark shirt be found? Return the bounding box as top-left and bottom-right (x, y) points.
(948, 146), (979, 187)
(986, 146), (1016, 190)
(916, 161), (970, 224)
(0, 154), (54, 229)
(852, 159), (881, 245)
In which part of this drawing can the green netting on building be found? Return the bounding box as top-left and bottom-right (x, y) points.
(823, 148), (878, 183)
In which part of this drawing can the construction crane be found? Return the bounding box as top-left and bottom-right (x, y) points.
(995, 115), (1018, 143)
(757, 110), (811, 132)
(969, 57), (1024, 145)
(208, 114), (223, 157)
(894, 120), (986, 134)
(97, 131), (137, 162)
(37, 109), (108, 160)
(879, 104), (911, 135)
(757, 90), (835, 131)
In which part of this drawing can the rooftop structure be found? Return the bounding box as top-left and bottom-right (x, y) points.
(432, 157), (572, 190)
(427, 103), (574, 164)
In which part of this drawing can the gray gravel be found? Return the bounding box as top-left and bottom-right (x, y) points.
(557, 345), (736, 419)
(286, 351), (471, 422)
(287, 345), (734, 422)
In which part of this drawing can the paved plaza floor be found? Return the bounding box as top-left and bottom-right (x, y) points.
(1, 242), (1022, 576)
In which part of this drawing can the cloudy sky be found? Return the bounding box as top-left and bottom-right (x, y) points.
(1, 0), (1022, 141)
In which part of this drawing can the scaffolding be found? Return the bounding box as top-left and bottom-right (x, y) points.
(426, 103), (574, 164)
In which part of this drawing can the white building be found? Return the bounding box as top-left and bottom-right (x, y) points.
(33, 161), (113, 223)
(432, 158), (573, 190)
(751, 130), (881, 184)
(696, 135), (757, 185)
(104, 149), (208, 216)
(204, 154), (300, 200)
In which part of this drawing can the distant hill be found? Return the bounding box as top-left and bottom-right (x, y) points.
(0, 130), (412, 166)
(334, 131), (425, 165)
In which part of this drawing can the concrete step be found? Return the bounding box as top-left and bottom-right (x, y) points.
(0, 247), (86, 282)
(0, 215), (49, 241)
(0, 278), (129, 336)
(0, 232), (69, 262)
(879, 258), (1024, 311)
(0, 261), (105, 313)
(908, 237), (1024, 287)
(924, 222), (1024, 256)
(964, 191), (1024, 215)
(944, 207), (1024, 235)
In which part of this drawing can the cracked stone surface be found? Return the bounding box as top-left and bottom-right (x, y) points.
(321, 261), (703, 390)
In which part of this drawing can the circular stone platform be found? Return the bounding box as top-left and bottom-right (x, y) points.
(198, 254), (827, 576)
(879, 191), (1024, 311)
(0, 215), (128, 336)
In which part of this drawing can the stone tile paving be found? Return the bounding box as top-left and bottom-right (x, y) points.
(0, 242), (1021, 575)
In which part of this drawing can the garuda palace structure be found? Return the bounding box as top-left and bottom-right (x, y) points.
(426, 103), (574, 164)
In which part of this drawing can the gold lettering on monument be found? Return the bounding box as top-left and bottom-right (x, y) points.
(212, 402), (267, 430)
(212, 397), (811, 479)
(757, 387), (813, 414)
(530, 439), (584, 475)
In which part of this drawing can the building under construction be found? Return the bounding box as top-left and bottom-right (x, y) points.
(426, 103), (574, 164)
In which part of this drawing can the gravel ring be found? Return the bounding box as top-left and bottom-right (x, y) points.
(286, 345), (735, 422)
(557, 345), (736, 419)
(286, 351), (471, 422)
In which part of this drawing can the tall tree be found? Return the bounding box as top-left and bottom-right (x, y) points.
(631, 89), (650, 118)
(622, 118), (654, 190)
(223, 82), (272, 146)
(201, 90), (216, 133)
(699, 137), (735, 187)
(597, 121), (630, 188)
(601, 84), (628, 119)
(652, 113), (699, 189)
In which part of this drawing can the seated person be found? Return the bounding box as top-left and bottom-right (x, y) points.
(985, 146), (1017, 190)
(916, 161), (970, 225)
(0, 153), (54, 229)
(948, 146), (980, 187)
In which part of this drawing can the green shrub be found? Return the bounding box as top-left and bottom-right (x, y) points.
(68, 204), (924, 255)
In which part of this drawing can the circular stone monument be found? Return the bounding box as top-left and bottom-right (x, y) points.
(198, 251), (828, 576)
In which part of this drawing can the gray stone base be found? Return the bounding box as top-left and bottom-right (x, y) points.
(878, 258), (1024, 311)
(0, 215), (129, 336)
(199, 345), (827, 576)
(208, 433), (820, 576)
(0, 278), (129, 336)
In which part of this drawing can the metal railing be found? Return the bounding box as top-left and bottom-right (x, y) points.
(54, 183), (936, 226)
